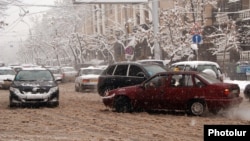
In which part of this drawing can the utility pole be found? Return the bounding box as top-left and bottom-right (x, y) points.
(152, 0), (161, 60)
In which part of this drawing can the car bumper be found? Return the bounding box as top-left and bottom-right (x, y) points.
(81, 84), (97, 90)
(206, 97), (243, 110)
(10, 90), (59, 105)
(102, 94), (115, 107)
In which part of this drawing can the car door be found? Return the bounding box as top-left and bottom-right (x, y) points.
(127, 64), (147, 86)
(139, 74), (168, 109)
(165, 74), (195, 110)
(113, 64), (129, 88)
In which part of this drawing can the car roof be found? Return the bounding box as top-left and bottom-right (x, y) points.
(153, 71), (201, 77)
(0, 67), (13, 70)
(61, 66), (75, 69)
(80, 66), (104, 70)
(21, 67), (48, 71)
(136, 59), (170, 64)
(110, 61), (162, 66)
(171, 61), (220, 67)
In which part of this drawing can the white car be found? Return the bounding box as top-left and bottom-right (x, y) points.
(47, 67), (63, 82)
(169, 61), (224, 81)
(0, 67), (16, 89)
(75, 66), (104, 92)
(60, 66), (77, 82)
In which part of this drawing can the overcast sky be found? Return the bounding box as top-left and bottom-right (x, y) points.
(0, 0), (55, 65)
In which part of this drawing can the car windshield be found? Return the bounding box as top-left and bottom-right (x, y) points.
(0, 69), (16, 75)
(15, 70), (53, 81)
(143, 65), (166, 76)
(197, 73), (221, 84)
(80, 69), (103, 75)
(196, 64), (218, 74)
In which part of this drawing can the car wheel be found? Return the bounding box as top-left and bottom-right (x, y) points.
(48, 101), (59, 108)
(9, 96), (16, 108)
(99, 87), (112, 97)
(75, 84), (79, 92)
(188, 100), (205, 116)
(114, 96), (132, 113)
(79, 85), (83, 92)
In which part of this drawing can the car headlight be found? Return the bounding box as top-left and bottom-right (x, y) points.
(49, 86), (59, 93)
(9, 87), (21, 94)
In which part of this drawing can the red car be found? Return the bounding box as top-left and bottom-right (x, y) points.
(102, 71), (243, 116)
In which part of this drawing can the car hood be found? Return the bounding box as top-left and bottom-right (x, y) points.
(12, 81), (57, 87)
(106, 84), (140, 97)
(0, 75), (15, 81)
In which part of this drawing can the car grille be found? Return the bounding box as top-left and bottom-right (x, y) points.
(25, 99), (45, 102)
(20, 87), (49, 94)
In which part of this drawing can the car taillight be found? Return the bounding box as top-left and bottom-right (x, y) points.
(82, 79), (90, 83)
(224, 89), (230, 96)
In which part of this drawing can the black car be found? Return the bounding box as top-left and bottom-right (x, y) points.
(9, 68), (60, 107)
(244, 84), (250, 101)
(97, 62), (167, 96)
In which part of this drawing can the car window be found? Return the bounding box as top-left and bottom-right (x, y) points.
(182, 74), (193, 87)
(145, 75), (168, 88)
(114, 65), (128, 76)
(15, 70), (53, 81)
(170, 74), (193, 87)
(184, 65), (192, 71)
(143, 65), (166, 76)
(197, 65), (218, 73)
(128, 65), (143, 77)
(194, 76), (205, 87)
(197, 73), (221, 84)
(106, 65), (116, 75)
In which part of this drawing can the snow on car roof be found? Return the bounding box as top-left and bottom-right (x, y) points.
(21, 67), (47, 71)
(171, 61), (220, 67)
(0, 67), (13, 70)
(80, 66), (104, 70)
(136, 59), (170, 65)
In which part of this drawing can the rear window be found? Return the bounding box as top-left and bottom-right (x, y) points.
(143, 65), (166, 76)
(80, 69), (103, 75)
(196, 64), (218, 74)
(198, 73), (221, 84)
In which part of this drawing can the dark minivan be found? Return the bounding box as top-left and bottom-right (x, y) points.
(97, 62), (167, 96)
